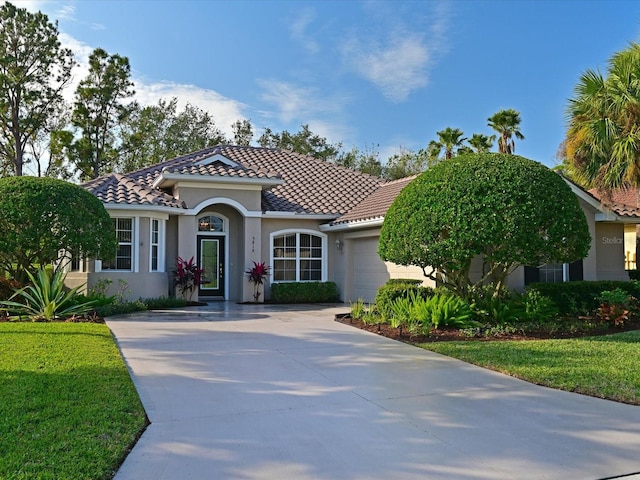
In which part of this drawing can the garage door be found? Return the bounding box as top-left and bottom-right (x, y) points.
(352, 237), (389, 303)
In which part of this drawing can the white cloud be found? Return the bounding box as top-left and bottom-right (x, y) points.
(257, 79), (348, 123)
(344, 34), (430, 102)
(56, 33), (246, 138)
(55, 3), (75, 21)
(10, 0), (44, 11)
(341, 1), (451, 102)
(133, 82), (247, 138)
(289, 7), (319, 55)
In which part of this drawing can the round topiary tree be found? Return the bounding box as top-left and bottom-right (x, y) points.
(378, 153), (591, 298)
(0, 176), (117, 283)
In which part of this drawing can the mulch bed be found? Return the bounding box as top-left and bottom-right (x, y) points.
(335, 313), (640, 343)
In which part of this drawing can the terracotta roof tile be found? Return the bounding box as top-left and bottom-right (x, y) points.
(331, 175), (418, 225)
(127, 145), (383, 216)
(588, 187), (639, 207)
(578, 184), (640, 218)
(88, 146), (383, 216)
(83, 174), (185, 209)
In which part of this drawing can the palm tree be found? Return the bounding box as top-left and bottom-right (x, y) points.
(468, 133), (495, 153)
(564, 42), (640, 190)
(436, 127), (466, 159)
(487, 109), (524, 154)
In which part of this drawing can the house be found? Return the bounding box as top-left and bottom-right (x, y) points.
(68, 146), (640, 303)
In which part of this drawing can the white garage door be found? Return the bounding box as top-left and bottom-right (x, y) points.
(352, 237), (389, 303)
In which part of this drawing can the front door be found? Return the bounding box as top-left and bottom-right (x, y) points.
(197, 235), (225, 298)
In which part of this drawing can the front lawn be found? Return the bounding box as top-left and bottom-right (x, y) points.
(418, 330), (640, 405)
(0, 322), (147, 480)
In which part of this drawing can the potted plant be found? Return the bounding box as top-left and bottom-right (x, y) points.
(246, 261), (270, 302)
(173, 256), (204, 301)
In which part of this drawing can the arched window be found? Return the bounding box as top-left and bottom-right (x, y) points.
(198, 215), (225, 232)
(271, 230), (327, 282)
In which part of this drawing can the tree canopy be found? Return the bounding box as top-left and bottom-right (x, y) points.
(258, 124), (342, 162)
(70, 48), (134, 180)
(563, 42), (640, 190)
(378, 153), (590, 297)
(119, 98), (227, 172)
(0, 176), (117, 282)
(0, 2), (75, 176)
(487, 109), (524, 154)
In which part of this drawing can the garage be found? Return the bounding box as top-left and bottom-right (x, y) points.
(351, 236), (390, 303)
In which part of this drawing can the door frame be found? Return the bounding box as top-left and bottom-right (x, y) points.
(197, 235), (226, 299)
(195, 211), (229, 300)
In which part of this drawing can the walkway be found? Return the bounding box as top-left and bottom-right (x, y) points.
(107, 303), (640, 480)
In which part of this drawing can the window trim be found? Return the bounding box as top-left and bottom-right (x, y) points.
(149, 218), (165, 272)
(97, 217), (138, 273)
(269, 229), (327, 283)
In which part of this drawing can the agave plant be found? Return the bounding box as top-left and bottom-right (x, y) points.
(0, 267), (95, 321)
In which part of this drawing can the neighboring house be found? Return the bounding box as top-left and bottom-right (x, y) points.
(587, 187), (640, 271)
(68, 145), (640, 303)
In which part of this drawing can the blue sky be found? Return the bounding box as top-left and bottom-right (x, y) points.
(15, 0), (640, 167)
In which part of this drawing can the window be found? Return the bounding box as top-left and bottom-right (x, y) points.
(272, 231), (325, 282)
(198, 215), (225, 232)
(70, 252), (83, 272)
(524, 260), (583, 285)
(539, 263), (564, 283)
(102, 218), (133, 271)
(151, 219), (160, 272)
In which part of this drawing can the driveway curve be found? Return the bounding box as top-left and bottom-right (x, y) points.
(107, 303), (640, 480)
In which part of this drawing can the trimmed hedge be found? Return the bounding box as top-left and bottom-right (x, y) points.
(270, 282), (340, 303)
(385, 278), (423, 286)
(375, 279), (433, 320)
(527, 280), (640, 315)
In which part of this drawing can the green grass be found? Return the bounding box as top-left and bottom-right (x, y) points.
(0, 322), (147, 480)
(417, 330), (640, 404)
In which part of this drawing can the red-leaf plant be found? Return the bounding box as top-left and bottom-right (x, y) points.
(174, 256), (204, 300)
(245, 261), (270, 302)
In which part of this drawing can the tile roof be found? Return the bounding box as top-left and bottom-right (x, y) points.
(588, 187), (639, 207)
(86, 146), (383, 216)
(331, 175), (418, 225)
(577, 184), (640, 218)
(83, 174), (185, 209)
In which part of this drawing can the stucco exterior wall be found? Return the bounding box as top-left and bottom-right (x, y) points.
(580, 198), (598, 281)
(66, 272), (169, 302)
(595, 222), (629, 281)
(176, 185), (262, 212)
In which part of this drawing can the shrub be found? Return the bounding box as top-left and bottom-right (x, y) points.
(378, 153), (590, 299)
(173, 256), (203, 300)
(520, 289), (559, 323)
(0, 277), (21, 301)
(415, 293), (475, 331)
(143, 297), (188, 309)
(270, 282), (340, 303)
(0, 176), (117, 283)
(375, 281), (433, 320)
(385, 278), (423, 286)
(527, 281), (640, 315)
(350, 298), (366, 320)
(94, 300), (148, 318)
(0, 267), (94, 321)
(388, 291), (476, 333)
(595, 288), (634, 326)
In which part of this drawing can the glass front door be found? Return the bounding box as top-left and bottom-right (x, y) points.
(198, 235), (225, 298)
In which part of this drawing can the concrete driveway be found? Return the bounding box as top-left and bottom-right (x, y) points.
(107, 303), (640, 480)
